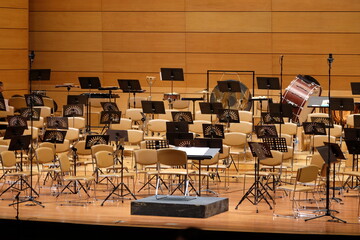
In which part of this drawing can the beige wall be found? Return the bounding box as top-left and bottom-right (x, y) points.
(0, 0), (29, 98)
(29, 0), (360, 110)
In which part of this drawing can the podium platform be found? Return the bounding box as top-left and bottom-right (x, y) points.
(131, 195), (228, 218)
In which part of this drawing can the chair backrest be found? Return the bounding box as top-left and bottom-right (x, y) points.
(260, 150), (283, 166)
(280, 133), (292, 146)
(310, 152), (325, 169)
(91, 144), (114, 157)
(172, 100), (190, 110)
(125, 108), (143, 121)
(312, 135), (336, 148)
(24, 126), (39, 140)
(189, 120), (211, 136)
(65, 127), (80, 142)
(110, 118), (132, 130)
(195, 110), (212, 122)
(157, 148), (187, 167)
(127, 129), (144, 144)
(223, 132), (247, 147)
(238, 110), (252, 122)
(0, 145), (9, 154)
(73, 140), (91, 155)
(43, 97), (55, 113)
(276, 122), (298, 136)
(8, 96), (27, 111)
(147, 119), (169, 133)
(0, 150), (17, 168)
(134, 149), (157, 166)
(34, 106), (52, 118)
(58, 152), (71, 173)
(219, 145), (230, 159)
(307, 113), (329, 122)
(36, 147), (55, 164)
(297, 165), (319, 183)
(95, 150), (114, 168)
(228, 121), (253, 134)
(39, 142), (56, 154)
(68, 117), (86, 129)
(27, 117), (44, 129)
(55, 139), (70, 153)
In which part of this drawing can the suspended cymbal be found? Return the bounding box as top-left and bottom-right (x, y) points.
(197, 89), (209, 93)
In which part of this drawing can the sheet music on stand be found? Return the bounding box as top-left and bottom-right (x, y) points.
(303, 122), (327, 135)
(171, 111), (193, 124)
(63, 104), (84, 117)
(99, 111), (121, 124)
(47, 116), (69, 129)
(101, 102), (119, 112)
(261, 112), (283, 124)
(217, 109), (240, 123)
(42, 130), (67, 144)
(145, 140), (169, 150)
(25, 94), (44, 106)
(202, 123), (225, 139)
(248, 142), (273, 160)
(166, 132), (194, 146)
(311, 116), (334, 128)
(85, 135), (110, 149)
(19, 107), (41, 121)
(262, 137), (288, 152)
(255, 125), (278, 138)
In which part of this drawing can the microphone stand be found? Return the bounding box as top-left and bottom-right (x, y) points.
(305, 54), (346, 223)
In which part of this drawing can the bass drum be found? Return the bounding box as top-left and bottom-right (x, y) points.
(210, 80), (252, 111)
(282, 75), (322, 124)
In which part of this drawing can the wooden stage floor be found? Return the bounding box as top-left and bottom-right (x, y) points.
(0, 154), (359, 239)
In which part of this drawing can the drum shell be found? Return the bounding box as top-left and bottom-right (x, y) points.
(282, 75), (321, 124)
(163, 93), (180, 101)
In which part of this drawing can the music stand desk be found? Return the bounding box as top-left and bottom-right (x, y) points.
(175, 147), (220, 196)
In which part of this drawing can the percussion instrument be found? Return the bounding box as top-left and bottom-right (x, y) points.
(80, 93), (120, 98)
(210, 80), (252, 111)
(282, 75), (322, 124)
(163, 92), (180, 101)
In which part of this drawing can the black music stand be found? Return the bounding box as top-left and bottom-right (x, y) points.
(166, 132), (194, 146)
(344, 128), (360, 141)
(4, 126), (25, 140)
(79, 77), (101, 133)
(100, 110), (121, 134)
(101, 102), (119, 112)
(311, 116), (334, 128)
(236, 141), (274, 211)
(199, 102), (222, 122)
(257, 77), (280, 101)
(29, 69), (51, 81)
(306, 144), (346, 222)
(101, 129), (136, 205)
(202, 123), (224, 139)
(329, 97), (354, 127)
(303, 122), (326, 153)
(173, 139), (194, 147)
(67, 95), (88, 105)
(343, 139), (360, 191)
(166, 121), (189, 133)
(63, 104), (84, 117)
(350, 82), (360, 95)
(193, 138), (223, 153)
(85, 134), (109, 149)
(218, 108), (240, 128)
(5, 135), (43, 207)
(25, 94), (44, 107)
(7, 115), (28, 129)
(141, 100), (165, 120)
(353, 115), (360, 128)
(0, 97), (6, 111)
(171, 111), (193, 124)
(19, 108), (41, 121)
(262, 137), (288, 153)
(255, 125), (278, 139)
(160, 68), (184, 109)
(47, 117), (69, 130)
(145, 140), (169, 149)
(43, 130), (66, 144)
(268, 103), (293, 126)
(118, 79), (144, 108)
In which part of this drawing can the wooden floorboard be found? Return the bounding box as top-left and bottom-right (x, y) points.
(0, 152), (359, 239)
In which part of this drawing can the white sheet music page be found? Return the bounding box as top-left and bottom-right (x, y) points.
(177, 147), (209, 156)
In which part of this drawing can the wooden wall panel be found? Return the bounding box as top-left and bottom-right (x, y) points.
(0, 50), (27, 69)
(102, 12), (185, 32)
(28, 0), (360, 110)
(102, 32), (185, 52)
(0, 0), (28, 9)
(0, 29), (28, 49)
(272, 12), (360, 33)
(186, 12), (271, 32)
(102, 0), (185, 11)
(31, 52), (103, 72)
(272, 0), (360, 11)
(103, 53), (186, 73)
(30, 12), (102, 31)
(30, 0), (101, 11)
(0, 8), (28, 29)
(30, 32), (102, 51)
(186, 33), (272, 53)
(185, 0), (271, 11)
(272, 33), (360, 54)
(0, 1), (28, 97)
